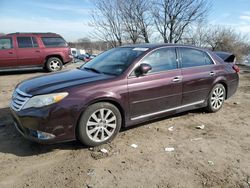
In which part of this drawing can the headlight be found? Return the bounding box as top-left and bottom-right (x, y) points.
(22, 92), (68, 110)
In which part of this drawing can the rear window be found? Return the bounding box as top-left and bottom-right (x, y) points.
(0, 38), (13, 49)
(41, 37), (67, 47)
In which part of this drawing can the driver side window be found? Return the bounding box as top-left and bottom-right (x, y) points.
(140, 48), (177, 74)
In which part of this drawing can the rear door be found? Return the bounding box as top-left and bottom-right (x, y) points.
(178, 47), (216, 105)
(128, 47), (182, 120)
(0, 37), (17, 69)
(16, 36), (43, 67)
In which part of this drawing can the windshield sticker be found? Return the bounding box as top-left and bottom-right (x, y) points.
(132, 48), (149, 51)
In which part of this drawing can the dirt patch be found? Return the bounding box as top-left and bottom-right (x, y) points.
(0, 63), (250, 188)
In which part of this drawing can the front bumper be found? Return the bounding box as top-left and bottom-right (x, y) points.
(10, 106), (76, 144)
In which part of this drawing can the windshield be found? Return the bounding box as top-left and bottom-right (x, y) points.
(81, 47), (147, 75)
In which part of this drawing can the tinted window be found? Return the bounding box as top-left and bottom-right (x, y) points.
(140, 48), (177, 73)
(32, 37), (39, 48)
(41, 37), (67, 47)
(82, 47), (145, 75)
(204, 53), (214, 65)
(17, 37), (39, 48)
(180, 48), (211, 68)
(17, 37), (33, 48)
(0, 38), (12, 49)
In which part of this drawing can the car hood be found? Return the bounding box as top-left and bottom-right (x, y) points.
(17, 68), (115, 96)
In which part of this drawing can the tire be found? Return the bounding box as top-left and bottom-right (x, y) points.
(77, 102), (122, 147)
(46, 57), (63, 72)
(206, 83), (226, 113)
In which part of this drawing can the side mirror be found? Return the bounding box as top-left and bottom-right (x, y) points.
(139, 63), (152, 75)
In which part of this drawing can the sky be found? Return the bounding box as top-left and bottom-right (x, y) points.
(0, 0), (250, 42)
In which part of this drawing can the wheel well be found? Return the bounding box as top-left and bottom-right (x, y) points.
(218, 82), (228, 99)
(90, 100), (125, 127)
(45, 55), (63, 65)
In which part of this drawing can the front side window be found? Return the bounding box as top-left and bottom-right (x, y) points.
(41, 37), (67, 47)
(140, 48), (177, 74)
(82, 47), (145, 75)
(0, 38), (13, 49)
(17, 37), (33, 48)
(179, 48), (212, 68)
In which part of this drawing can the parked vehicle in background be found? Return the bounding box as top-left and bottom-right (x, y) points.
(0, 32), (73, 72)
(10, 44), (239, 146)
(70, 48), (78, 58)
(77, 54), (89, 62)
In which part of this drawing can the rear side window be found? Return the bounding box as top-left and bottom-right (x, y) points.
(17, 37), (39, 48)
(17, 37), (33, 48)
(179, 48), (213, 68)
(140, 48), (177, 74)
(41, 37), (67, 47)
(32, 37), (39, 48)
(0, 38), (13, 49)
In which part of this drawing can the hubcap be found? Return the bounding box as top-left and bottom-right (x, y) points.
(86, 108), (117, 142)
(49, 60), (61, 71)
(211, 87), (224, 109)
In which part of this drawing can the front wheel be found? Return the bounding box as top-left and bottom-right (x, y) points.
(77, 102), (122, 147)
(206, 83), (226, 112)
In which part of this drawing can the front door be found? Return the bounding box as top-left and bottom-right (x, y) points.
(128, 47), (182, 120)
(0, 37), (17, 69)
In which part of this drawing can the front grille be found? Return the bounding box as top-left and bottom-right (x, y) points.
(11, 89), (32, 111)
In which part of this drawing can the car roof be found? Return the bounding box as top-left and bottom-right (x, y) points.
(121, 43), (211, 52)
(3, 32), (61, 37)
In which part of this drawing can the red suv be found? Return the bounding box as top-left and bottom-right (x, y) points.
(0, 32), (73, 72)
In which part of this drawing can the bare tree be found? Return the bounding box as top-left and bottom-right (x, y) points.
(132, 0), (152, 43)
(152, 0), (210, 43)
(187, 24), (250, 61)
(90, 0), (123, 47)
(118, 0), (141, 44)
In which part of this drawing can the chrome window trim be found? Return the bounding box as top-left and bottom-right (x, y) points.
(128, 46), (217, 78)
(177, 48), (217, 70)
(131, 100), (205, 121)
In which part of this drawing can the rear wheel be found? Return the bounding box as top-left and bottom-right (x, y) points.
(46, 57), (63, 72)
(206, 83), (226, 112)
(77, 102), (122, 146)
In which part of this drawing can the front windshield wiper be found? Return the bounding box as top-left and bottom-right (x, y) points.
(83, 67), (101, 74)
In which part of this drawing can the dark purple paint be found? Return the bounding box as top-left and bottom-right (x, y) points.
(10, 44), (239, 143)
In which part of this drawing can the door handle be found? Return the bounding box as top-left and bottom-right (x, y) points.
(210, 71), (215, 76)
(172, 76), (182, 82)
(9, 52), (13, 54)
(35, 50), (40, 53)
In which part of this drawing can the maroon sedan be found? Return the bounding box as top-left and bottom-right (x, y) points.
(10, 44), (239, 146)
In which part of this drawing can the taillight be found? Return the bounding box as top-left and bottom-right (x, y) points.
(232, 64), (240, 73)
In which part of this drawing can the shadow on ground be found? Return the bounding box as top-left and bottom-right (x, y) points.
(0, 107), (85, 157)
(0, 69), (45, 76)
(0, 105), (204, 157)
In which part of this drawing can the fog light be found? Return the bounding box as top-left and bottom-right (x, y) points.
(37, 131), (55, 140)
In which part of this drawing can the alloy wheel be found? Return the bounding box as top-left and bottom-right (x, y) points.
(211, 87), (225, 110)
(86, 108), (117, 142)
